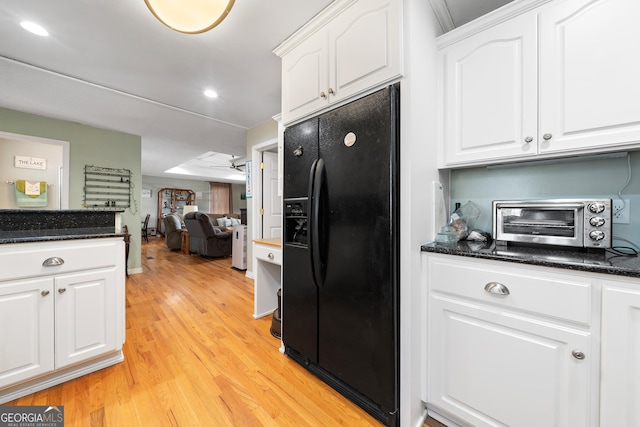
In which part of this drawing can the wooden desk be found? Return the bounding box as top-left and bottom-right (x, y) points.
(181, 229), (190, 254)
(252, 237), (282, 319)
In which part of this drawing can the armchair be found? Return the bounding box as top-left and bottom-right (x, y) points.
(183, 211), (232, 258)
(162, 213), (182, 250)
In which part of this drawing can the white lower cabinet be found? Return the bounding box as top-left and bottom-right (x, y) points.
(55, 268), (119, 369)
(0, 277), (55, 388)
(600, 282), (640, 426)
(425, 254), (599, 426)
(0, 238), (125, 402)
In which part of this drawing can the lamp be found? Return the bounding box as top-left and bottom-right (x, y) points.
(183, 205), (198, 215)
(144, 0), (235, 34)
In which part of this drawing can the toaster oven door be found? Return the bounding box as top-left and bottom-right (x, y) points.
(495, 204), (584, 247)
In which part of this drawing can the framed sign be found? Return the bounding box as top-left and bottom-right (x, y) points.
(15, 156), (47, 170)
(245, 160), (252, 198)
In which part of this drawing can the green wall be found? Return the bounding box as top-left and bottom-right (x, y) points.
(450, 151), (640, 249)
(0, 107), (143, 272)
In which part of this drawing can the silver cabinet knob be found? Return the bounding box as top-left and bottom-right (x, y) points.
(572, 350), (585, 360)
(268, 253), (274, 260)
(524, 136), (533, 143)
(43, 257), (64, 267)
(484, 282), (510, 295)
(543, 133), (553, 140)
(58, 288), (67, 294)
(41, 290), (50, 297)
(328, 87), (335, 95)
(320, 91), (326, 99)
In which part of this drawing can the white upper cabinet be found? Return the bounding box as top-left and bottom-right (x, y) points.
(438, 0), (640, 167)
(275, 0), (402, 125)
(539, 0), (640, 155)
(439, 11), (538, 165)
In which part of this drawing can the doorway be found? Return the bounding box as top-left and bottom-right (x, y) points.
(0, 131), (69, 209)
(251, 138), (282, 240)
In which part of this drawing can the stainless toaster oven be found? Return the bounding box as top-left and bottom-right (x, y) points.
(493, 199), (612, 249)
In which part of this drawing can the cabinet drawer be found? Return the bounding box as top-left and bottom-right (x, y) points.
(0, 238), (123, 282)
(427, 255), (593, 325)
(254, 244), (282, 266)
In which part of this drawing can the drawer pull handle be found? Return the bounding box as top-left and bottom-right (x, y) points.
(41, 290), (50, 297)
(268, 252), (274, 260)
(43, 257), (64, 267)
(484, 282), (510, 295)
(572, 350), (585, 360)
(58, 288), (67, 294)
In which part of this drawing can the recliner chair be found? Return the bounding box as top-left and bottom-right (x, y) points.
(162, 213), (182, 250)
(183, 211), (232, 258)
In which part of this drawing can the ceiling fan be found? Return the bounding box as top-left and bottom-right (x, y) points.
(229, 156), (245, 171)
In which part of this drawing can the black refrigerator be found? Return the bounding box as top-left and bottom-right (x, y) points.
(282, 84), (399, 426)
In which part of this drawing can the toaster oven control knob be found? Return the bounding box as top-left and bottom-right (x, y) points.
(588, 202), (606, 213)
(589, 230), (606, 241)
(590, 217), (606, 227)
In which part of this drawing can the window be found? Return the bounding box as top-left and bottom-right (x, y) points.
(209, 182), (231, 214)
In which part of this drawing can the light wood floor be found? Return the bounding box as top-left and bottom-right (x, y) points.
(7, 237), (443, 426)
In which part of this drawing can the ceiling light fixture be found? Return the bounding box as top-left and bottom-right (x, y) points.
(20, 21), (49, 37)
(204, 89), (218, 98)
(144, 0), (235, 34)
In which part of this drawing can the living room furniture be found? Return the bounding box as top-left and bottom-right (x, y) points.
(162, 213), (182, 251)
(183, 212), (232, 258)
(181, 229), (190, 254)
(141, 213), (150, 243)
(156, 188), (195, 236)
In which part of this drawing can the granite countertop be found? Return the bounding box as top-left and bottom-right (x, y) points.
(421, 241), (640, 279)
(0, 209), (125, 244)
(0, 231), (124, 244)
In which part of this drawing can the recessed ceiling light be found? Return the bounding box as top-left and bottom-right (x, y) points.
(20, 21), (49, 37)
(204, 89), (218, 99)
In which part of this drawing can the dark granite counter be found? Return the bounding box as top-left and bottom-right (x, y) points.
(421, 241), (640, 279)
(0, 209), (124, 244)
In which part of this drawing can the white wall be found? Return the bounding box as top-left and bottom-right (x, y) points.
(399, 1), (441, 426)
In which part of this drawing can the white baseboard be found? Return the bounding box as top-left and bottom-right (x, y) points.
(0, 350), (124, 404)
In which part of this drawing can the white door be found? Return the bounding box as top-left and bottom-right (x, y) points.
(0, 277), (54, 388)
(261, 151), (282, 239)
(55, 268), (118, 369)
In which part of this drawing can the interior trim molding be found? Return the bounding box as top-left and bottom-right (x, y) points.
(428, 0), (455, 34)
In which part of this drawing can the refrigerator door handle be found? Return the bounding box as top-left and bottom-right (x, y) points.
(308, 159), (319, 287)
(311, 159), (326, 288)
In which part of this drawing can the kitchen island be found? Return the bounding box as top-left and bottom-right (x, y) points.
(421, 241), (640, 427)
(0, 209), (126, 404)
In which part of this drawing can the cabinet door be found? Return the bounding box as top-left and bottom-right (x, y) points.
(440, 12), (538, 166)
(0, 278), (54, 388)
(55, 268), (119, 369)
(429, 295), (593, 427)
(281, 29), (329, 124)
(601, 283), (640, 426)
(539, 0), (640, 154)
(328, 0), (402, 103)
